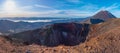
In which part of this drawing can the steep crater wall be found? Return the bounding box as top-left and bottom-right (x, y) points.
(9, 23), (90, 46)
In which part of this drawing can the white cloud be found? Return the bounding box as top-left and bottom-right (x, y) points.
(67, 0), (81, 3)
(11, 20), (52, 23)
(21, 6), (34, 10)
(80, 4), (99, 10)
(20, 4), (56, 11)
(112, 10), (120, 17)
(52, 10), (94, 17)
(96, 3), (120, 11)
(105, 3), (120, 10)
(93, 3), (120, 15)
(0, 9), (62, 17)
(35, 4), (52, 9)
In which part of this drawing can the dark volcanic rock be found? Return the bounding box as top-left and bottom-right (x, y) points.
(9, 23), (90, 46)
(89, 19), (105, 24)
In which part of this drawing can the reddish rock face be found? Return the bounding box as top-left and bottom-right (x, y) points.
(42, 23), (90, 46)
(9, 23), (90, 46)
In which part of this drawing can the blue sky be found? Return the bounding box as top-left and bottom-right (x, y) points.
(0, 0), (120, 17)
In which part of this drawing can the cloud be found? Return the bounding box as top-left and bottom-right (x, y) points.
(103, 3), (119, 10)
(0, 10), (62, 17)
(80, 4), (99, 10)
(112, 10), (120, 17)
(96, 3), (120, 11)
(95, 3), (120, 13)
(20, 4), (56, 11)
(34, 4), (52, 9)
(55, 10), (94, 17)
(105, 3), (120, 10)
(11, 20), (52, 23)
(67, 0), (81, 3)
(105, 3), (120, 17)
(21, 6), (34, 10)
(0, 4), (61, 17)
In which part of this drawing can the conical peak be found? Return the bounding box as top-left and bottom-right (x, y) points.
(92, 10), (116, 20)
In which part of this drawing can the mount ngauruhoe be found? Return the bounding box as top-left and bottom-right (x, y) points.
(83, 10), (116, 24)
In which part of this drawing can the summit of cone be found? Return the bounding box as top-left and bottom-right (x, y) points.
(91, 10), (116, 20)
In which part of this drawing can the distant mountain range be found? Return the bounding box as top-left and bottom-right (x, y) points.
(0, 18), (85, 34)
(0, 20), (48, 34)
